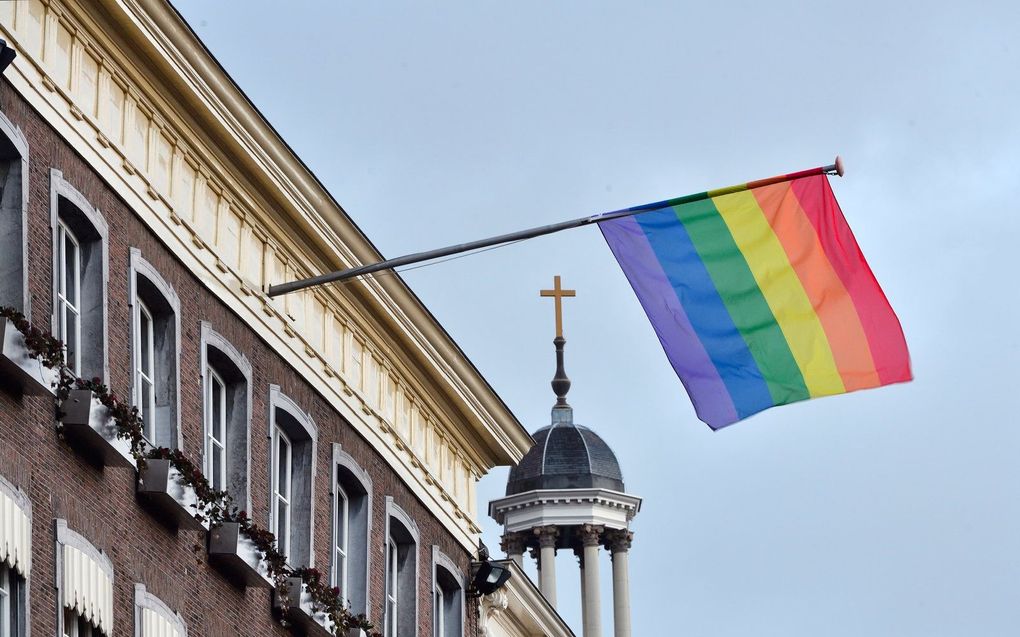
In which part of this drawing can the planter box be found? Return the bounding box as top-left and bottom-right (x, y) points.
(0, 317), (58, 396)
(346, 629), (368, 637)
(137, 459), (207, 531)
(273, 576), (334, 636)
(59, 389), (134, 468)
(207, 521), (273, 588)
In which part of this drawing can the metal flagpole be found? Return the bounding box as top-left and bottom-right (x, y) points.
(267, 157), (844, 297)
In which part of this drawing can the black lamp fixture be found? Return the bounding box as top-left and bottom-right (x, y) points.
(468, 541), (512, 598)
(0, 39), (16, 75)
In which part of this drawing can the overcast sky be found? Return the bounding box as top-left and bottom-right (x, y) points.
(174, 2), (1020, 635)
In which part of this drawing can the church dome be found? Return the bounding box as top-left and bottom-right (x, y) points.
(506, 421), (625, 495)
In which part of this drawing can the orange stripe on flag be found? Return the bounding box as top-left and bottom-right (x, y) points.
(752, 182), (881, 391)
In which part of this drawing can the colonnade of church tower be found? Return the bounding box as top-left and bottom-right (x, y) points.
(488, 277), (642, 637)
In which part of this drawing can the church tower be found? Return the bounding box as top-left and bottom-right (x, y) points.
(488, 277), (643, 637)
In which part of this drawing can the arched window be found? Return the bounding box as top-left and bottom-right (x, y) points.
(129, 249), (180, 450)
(50, 170), (107, 381)
(0, 110), (28, 312)
(0, 474), (30, 636)
(55, 520), (113, 636)
(383, 498), (418, 637)
(432, 548), (464, 637)
(200, 323), (252, 512)
(133, 583), (187, 637)
(331, 444), (372, 615)
(268, 386), (317, 568)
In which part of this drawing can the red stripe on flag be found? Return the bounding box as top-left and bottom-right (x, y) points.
(790, 176), (911, 385)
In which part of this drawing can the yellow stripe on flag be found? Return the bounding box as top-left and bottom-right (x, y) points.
(711, 190), (846, 397)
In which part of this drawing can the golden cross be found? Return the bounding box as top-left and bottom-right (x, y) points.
(540, 275), (576, 338)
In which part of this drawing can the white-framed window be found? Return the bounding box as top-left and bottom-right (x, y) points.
(201, 323), (252, 512)
(0, 111), (29, 313)
(0, 563), (19, 637)
(134, 299), (155, 443)
(55, 520), (113, 637)
(51, 171), (109, 383)
(432, 547), (465, 637)
(204, 367), (227, 490)
(134, 583), (188, 637)
(331, 482), (349, 599)
(0, 565), (8, 637)
(0, 561), (26, 637)
(268, 386), (316, 568)
(56, 220), (82, 375)
(383, 499), (418, 637)
(331, 446), (372, 616)
(129, 250), (181, 450)
(271, 426), (293, 559)
(384, 536), (398, 637)
(0, 475), (29, 637)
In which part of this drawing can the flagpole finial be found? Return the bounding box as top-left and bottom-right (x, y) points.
(834, 155), (845, 177)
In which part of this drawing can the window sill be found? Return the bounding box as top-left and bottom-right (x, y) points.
(59, 389), (135, 468)
(0, 317), (59, 397)
(207, 521), (273, 589)
(272, 576), (334, 636)
(137, 459), (208, 531)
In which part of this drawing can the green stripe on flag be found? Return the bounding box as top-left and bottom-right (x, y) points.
(672, 199), (810, 405)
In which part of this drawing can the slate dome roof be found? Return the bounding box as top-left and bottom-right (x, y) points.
(506, 421), (625, 495)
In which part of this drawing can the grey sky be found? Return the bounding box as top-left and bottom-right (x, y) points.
(173, 2), (1020, 634)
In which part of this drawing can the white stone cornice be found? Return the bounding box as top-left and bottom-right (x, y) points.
(489, 488), (642, 534)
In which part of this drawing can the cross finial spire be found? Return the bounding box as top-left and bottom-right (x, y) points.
(540, 275), (576, 339)
(540, 276), (576, 410)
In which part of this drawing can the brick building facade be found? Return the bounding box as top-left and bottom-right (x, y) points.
(0, 1), (542, 636)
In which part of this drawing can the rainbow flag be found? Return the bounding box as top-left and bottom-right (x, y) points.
(599, 170), (910, 429)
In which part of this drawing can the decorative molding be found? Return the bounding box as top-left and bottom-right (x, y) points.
(534, 526), (559, 549)
(579, 524), (604, 548)
(604, 529), (634, 554)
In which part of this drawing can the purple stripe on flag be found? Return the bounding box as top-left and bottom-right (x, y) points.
(600, 215), (738, 427)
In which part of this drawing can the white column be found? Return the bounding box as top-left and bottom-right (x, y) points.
(575, 546), (588, 626)
(535, 526), (559, 608)
(580, 524), (604, 637)
(608, 530), (634, 637)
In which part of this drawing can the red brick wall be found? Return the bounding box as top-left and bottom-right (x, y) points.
(0, 78), (477, 636)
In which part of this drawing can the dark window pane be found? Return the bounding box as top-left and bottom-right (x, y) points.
(212, 446), (223, 490)
(64, 234), (77, 306)
(278, 501), (289, 556)
(277, 438), (289, 498)
(140, 311), (151, 371)
(65, 311), (78, 372)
